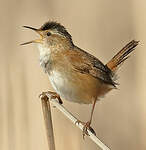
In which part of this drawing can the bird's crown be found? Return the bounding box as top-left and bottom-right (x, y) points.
(40, 21), (72, 42)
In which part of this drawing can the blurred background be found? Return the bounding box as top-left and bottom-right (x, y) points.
(0, 0), (146, 150)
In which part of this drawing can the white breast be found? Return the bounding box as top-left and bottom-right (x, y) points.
(48, 70), (78, 102)
(37, 44), (51, 61)
(49, 70), (65, 93)
(37, 44), (79, 102)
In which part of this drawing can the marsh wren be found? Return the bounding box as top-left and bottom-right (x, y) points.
(21, 21), (139, 137)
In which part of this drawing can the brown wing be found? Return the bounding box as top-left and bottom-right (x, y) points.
(64, 46), (116, 86)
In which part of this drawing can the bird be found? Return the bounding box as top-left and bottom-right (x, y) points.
(21, 21), (139, 137)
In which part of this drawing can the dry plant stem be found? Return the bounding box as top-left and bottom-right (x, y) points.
(41, 96), (56, 150)
(46, 94), (111, 150)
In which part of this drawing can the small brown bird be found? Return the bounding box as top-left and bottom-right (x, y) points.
(22, 21), (139, 137)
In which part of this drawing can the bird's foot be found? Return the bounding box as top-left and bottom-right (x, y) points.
(75, 120), (96, 139)
(39, 91), (63, 104)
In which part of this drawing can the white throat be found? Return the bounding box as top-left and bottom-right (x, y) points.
(37, 44), (52, 73)
(37, 44), (51, 59)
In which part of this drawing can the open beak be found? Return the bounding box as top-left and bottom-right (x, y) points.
(21, 26), (43, 45)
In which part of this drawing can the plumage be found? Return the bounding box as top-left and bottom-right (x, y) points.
(68, 46), (116, 86)
(22, 21), (139, 137)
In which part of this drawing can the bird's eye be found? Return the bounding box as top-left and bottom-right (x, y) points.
(47, 32), (51, 36)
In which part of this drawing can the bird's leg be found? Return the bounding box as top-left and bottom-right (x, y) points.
(76, 99), (96, 138)
(39, 91), (63, 104)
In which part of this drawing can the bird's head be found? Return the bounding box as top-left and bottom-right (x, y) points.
(21, 21), (74, 49)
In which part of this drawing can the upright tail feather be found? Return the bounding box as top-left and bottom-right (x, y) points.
(106, 40), (139, 72)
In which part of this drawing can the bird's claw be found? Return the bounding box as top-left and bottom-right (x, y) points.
(39, 91), (63, 104)
(75, 120), (96, 139)
(39, 92), (49, 101)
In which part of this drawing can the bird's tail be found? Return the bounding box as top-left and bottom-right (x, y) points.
(106, 40), (139, 73)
